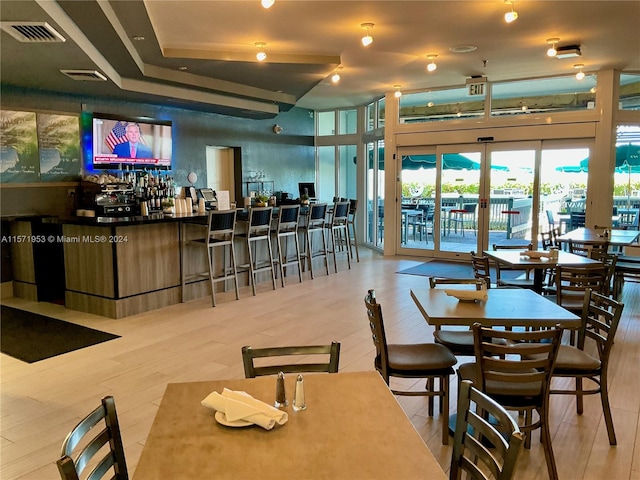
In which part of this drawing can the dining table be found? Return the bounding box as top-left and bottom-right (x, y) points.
(556, 227), (640, 247)
(483, 248), (603, 293)
(133, 371), (447, 480)
(410, 287), (581, 330)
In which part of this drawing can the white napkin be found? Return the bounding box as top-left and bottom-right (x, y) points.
(520, 250), (550, 259)
(201, 388), (288, 430)
(443, 289), (488, 302)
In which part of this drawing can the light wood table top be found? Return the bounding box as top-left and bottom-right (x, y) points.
(556, 227), (640, 246)
(484, 249), (602, 293)
(410, 288), (580, 329)
(133, 371), (447, 480)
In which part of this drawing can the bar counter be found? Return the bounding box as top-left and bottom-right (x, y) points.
(6, 212), (214, 318)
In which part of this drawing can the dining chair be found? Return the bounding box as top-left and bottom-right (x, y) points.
(470, 251), (494, 288)
(546, 264), (608, 344)
(56, 396), (128, 480)
(568, 239), (610, 257)
(241, 342), (341, 378)
(492, 243), (536, 289)
(458, 323), (564, 480)
(450, 380), (524, 480)
(527, 289), (624, 446)
(587, 249), (618, 297)
(272, 204), (303, 287)
(428, 276), (489, 356)
(364, 289), (457, 445)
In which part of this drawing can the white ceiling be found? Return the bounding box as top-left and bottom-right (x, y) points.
(1, 1), (639, 118)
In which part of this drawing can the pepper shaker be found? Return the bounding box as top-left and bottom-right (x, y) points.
(293, 374), (306, 411)
(274, 371), (288, 407)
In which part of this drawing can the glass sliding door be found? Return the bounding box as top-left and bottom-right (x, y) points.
(486, 143), (538, 249)
(365, 141), (384, 248)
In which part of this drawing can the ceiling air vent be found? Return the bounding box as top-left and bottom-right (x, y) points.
(0, 22), (65, 43)
(60, 70), (108, 81)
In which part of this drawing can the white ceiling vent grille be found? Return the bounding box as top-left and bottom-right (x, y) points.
(60, 70), (108, 81)
(0, 22), (65, 43)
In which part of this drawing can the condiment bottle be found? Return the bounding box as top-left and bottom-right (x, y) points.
(293, 374), (306, 411)
(275, 371), (288, 407)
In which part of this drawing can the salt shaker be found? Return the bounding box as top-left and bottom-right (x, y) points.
(293, 374), (306, 411)
(274, 371), (288, 407)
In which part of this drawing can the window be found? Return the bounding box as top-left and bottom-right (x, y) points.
(398, 86), (485, 123)
(338, 109), (357, 134)
(317, 111), (335, 136)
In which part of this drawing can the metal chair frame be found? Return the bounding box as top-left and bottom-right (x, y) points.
(57, 396), (128, 480)
(241, 343), (340, 378)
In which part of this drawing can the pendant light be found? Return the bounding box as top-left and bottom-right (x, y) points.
(393, 85), (402, 98)
(504, 0), (519, 23)
(261, 0), (274, 9)
(574, 64), (585, 80)
(546, 38), (559, 57)
(360, 23), (374, 47)
(426, 54), (438, 72)
(255, 42), (267, 61)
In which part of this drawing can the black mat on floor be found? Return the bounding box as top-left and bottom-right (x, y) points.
(0, 305), (120, 363)
(396, 260), (520, 282)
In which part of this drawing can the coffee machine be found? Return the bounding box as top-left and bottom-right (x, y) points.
(93, 183), (136, 216)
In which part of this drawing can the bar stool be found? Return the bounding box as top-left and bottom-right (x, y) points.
(204, 210), (239, 306)
(237, 207), (277, 296)
(325, 201), (351, 272)
(273, 204), (303, 286)
(347, 199), (360, 262)
(301, 203), (329, 279)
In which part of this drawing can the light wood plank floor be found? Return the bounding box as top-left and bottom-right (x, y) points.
(1, 249), (639, 479)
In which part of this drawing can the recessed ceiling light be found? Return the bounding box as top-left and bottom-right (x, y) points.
(132, 36), (145, 41)
(449, 45), (477, 54)
(178, 66), (187, 71)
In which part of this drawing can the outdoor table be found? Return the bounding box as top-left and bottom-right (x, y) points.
(133, 371), (447, 480)
(483, 249), (602, 293)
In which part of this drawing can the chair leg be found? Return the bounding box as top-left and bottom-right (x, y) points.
(441, 375), (449, 446)
(576, 377), (584, 414)
(540, 405), (559, 480)
(600, 376), (617, 445)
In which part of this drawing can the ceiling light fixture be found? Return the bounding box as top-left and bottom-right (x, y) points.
(360, 23), (374, 47)
(331, 67), (343, 83)
(426, 54), (438, 72)
(393, 85), (402, 98)
(504, 0), (519, 23)
(255, 42), (267, 61)
(546, 38), (560, 57)
(261, 0), (275, 9)
(574, 64), (585, 80)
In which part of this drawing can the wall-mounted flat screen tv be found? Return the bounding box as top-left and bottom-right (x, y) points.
(92, 113), (172, 169)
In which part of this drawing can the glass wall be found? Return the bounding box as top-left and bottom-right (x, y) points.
(619, 74), (640, 111)
(317, 145), (335, 202)
(399, 86), (485, 124)
(317, 111), (335, 136)
(338, 145), (357, 200)
(338, 109), (357, 134)
(491, 75), (597, 117)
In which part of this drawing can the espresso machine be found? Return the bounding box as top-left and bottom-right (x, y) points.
(93, 183), (136, 216)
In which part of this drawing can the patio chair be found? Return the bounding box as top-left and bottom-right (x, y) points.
(449, 203), (477, 236)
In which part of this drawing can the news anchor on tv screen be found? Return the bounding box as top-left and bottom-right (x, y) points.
(113, 123), (153, 158)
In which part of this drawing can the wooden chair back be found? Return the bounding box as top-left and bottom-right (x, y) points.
(241, 343), (340, 378)
(554, 264), (608, 302)
(471, 323), (563, 403)
(364, 289), (391, 381)
(470, 251), (493, 288)
(577, 289), (624, 362)
(429, 277), (487, 289)
(450, 380), (524, 480)
(568, 240), (609, 257)
(57, 396), (128, 480)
